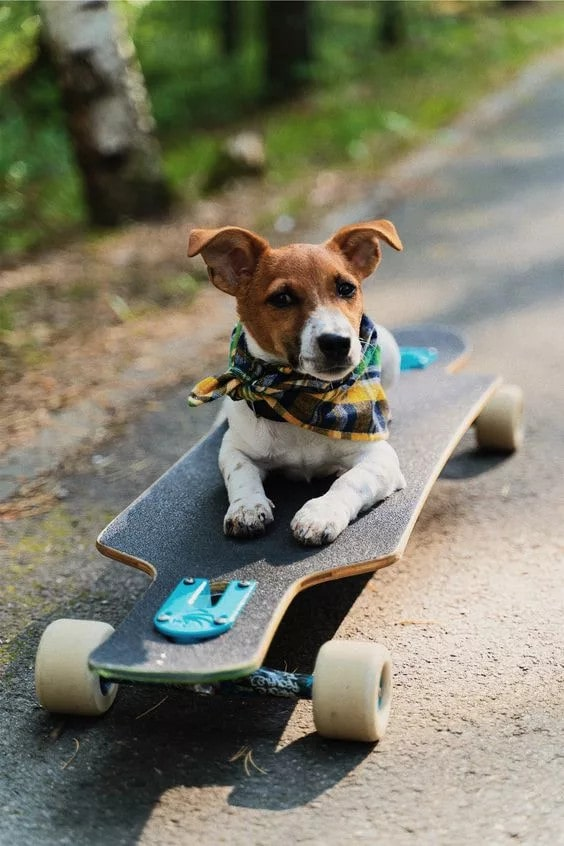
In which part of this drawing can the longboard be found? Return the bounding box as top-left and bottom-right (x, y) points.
(89, 325), (500, 684)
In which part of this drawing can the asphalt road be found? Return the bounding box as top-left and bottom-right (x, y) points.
(1, 62), (563, 845)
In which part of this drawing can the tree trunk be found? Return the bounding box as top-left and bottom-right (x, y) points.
(264, 0), (312, 102)
(39, 0), (170, 227)
(378, 1), (407, 50)
(219, 0), (239, 56)
(499, 0), (535, 7)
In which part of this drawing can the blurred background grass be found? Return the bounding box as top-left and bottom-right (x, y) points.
(1, 0), (564, 260)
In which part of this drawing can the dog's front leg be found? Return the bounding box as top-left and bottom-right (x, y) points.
(219, 430), (274, 537)
(291, 442), (405, 546)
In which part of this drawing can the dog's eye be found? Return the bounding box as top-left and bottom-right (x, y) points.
(267, 291), (295, 308)
(336, 279), (357, 299)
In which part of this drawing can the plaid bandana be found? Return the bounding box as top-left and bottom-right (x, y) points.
(188, 314), (390, 441)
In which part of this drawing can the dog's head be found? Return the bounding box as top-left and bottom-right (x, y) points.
(188, 220), (402, 381)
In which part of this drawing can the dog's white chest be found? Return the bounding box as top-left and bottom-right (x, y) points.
(225, 398), (360, 479)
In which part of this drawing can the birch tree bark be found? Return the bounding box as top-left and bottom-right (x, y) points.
(39, 0), (170, 226)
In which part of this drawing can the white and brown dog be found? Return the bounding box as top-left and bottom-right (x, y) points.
(187, 220), (406, 546)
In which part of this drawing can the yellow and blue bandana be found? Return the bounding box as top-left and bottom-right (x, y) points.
(188, 315), (390, 441)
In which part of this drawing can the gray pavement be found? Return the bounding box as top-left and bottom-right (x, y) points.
(1, 58), (564, 845)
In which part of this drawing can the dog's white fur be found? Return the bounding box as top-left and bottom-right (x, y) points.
(219, 321), (405, 546)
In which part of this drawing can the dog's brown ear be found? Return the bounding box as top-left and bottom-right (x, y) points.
(188, 226), (269, 295)
(327, 219), (403, 281)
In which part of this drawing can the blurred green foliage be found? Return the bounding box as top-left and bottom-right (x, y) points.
(0, 1), (82, 254)
(0, 0), (39, 83)
(2, 0), (564, 260)
(130, 0), (265, 130)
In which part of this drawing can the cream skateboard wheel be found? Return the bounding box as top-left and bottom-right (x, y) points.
(475, 383), (524, 452)
(35, 619), (118, 716)
(312, 639), (392, 742)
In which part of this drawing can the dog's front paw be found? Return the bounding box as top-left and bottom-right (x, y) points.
(291, 497), (349, 546)
(224, 499), (274, 539)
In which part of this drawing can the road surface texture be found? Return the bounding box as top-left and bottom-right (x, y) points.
(1, 59), (563, 845)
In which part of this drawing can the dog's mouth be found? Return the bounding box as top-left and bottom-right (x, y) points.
(297, 356), (357, 383)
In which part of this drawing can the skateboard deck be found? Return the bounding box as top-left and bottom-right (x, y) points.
(92, 325), (499, 684)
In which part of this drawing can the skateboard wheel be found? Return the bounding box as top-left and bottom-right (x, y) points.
(475, 383), (524, 452)
(35, 619), (118, 716)
(312, 640), (392, 743)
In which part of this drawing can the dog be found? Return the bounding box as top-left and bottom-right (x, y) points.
(187, 220), (406, 546)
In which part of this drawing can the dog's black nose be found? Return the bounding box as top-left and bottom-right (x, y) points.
(317, 333), (351, 360)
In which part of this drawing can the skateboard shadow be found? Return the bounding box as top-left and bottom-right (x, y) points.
(441, 431), (514, 480)
(227, 576), (376, 809)
(227, 731), (372, 811)
(12, 573), (377, 844)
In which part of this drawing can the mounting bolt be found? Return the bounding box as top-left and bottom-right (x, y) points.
(214, 615), (229, 626)
(183, 577), (195, 585)
(238, 580), (251, 589)
(157, 613), (171, 622)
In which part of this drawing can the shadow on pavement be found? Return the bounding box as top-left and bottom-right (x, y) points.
(3, 574), (374, 844)
(440, 430), (517, 480)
